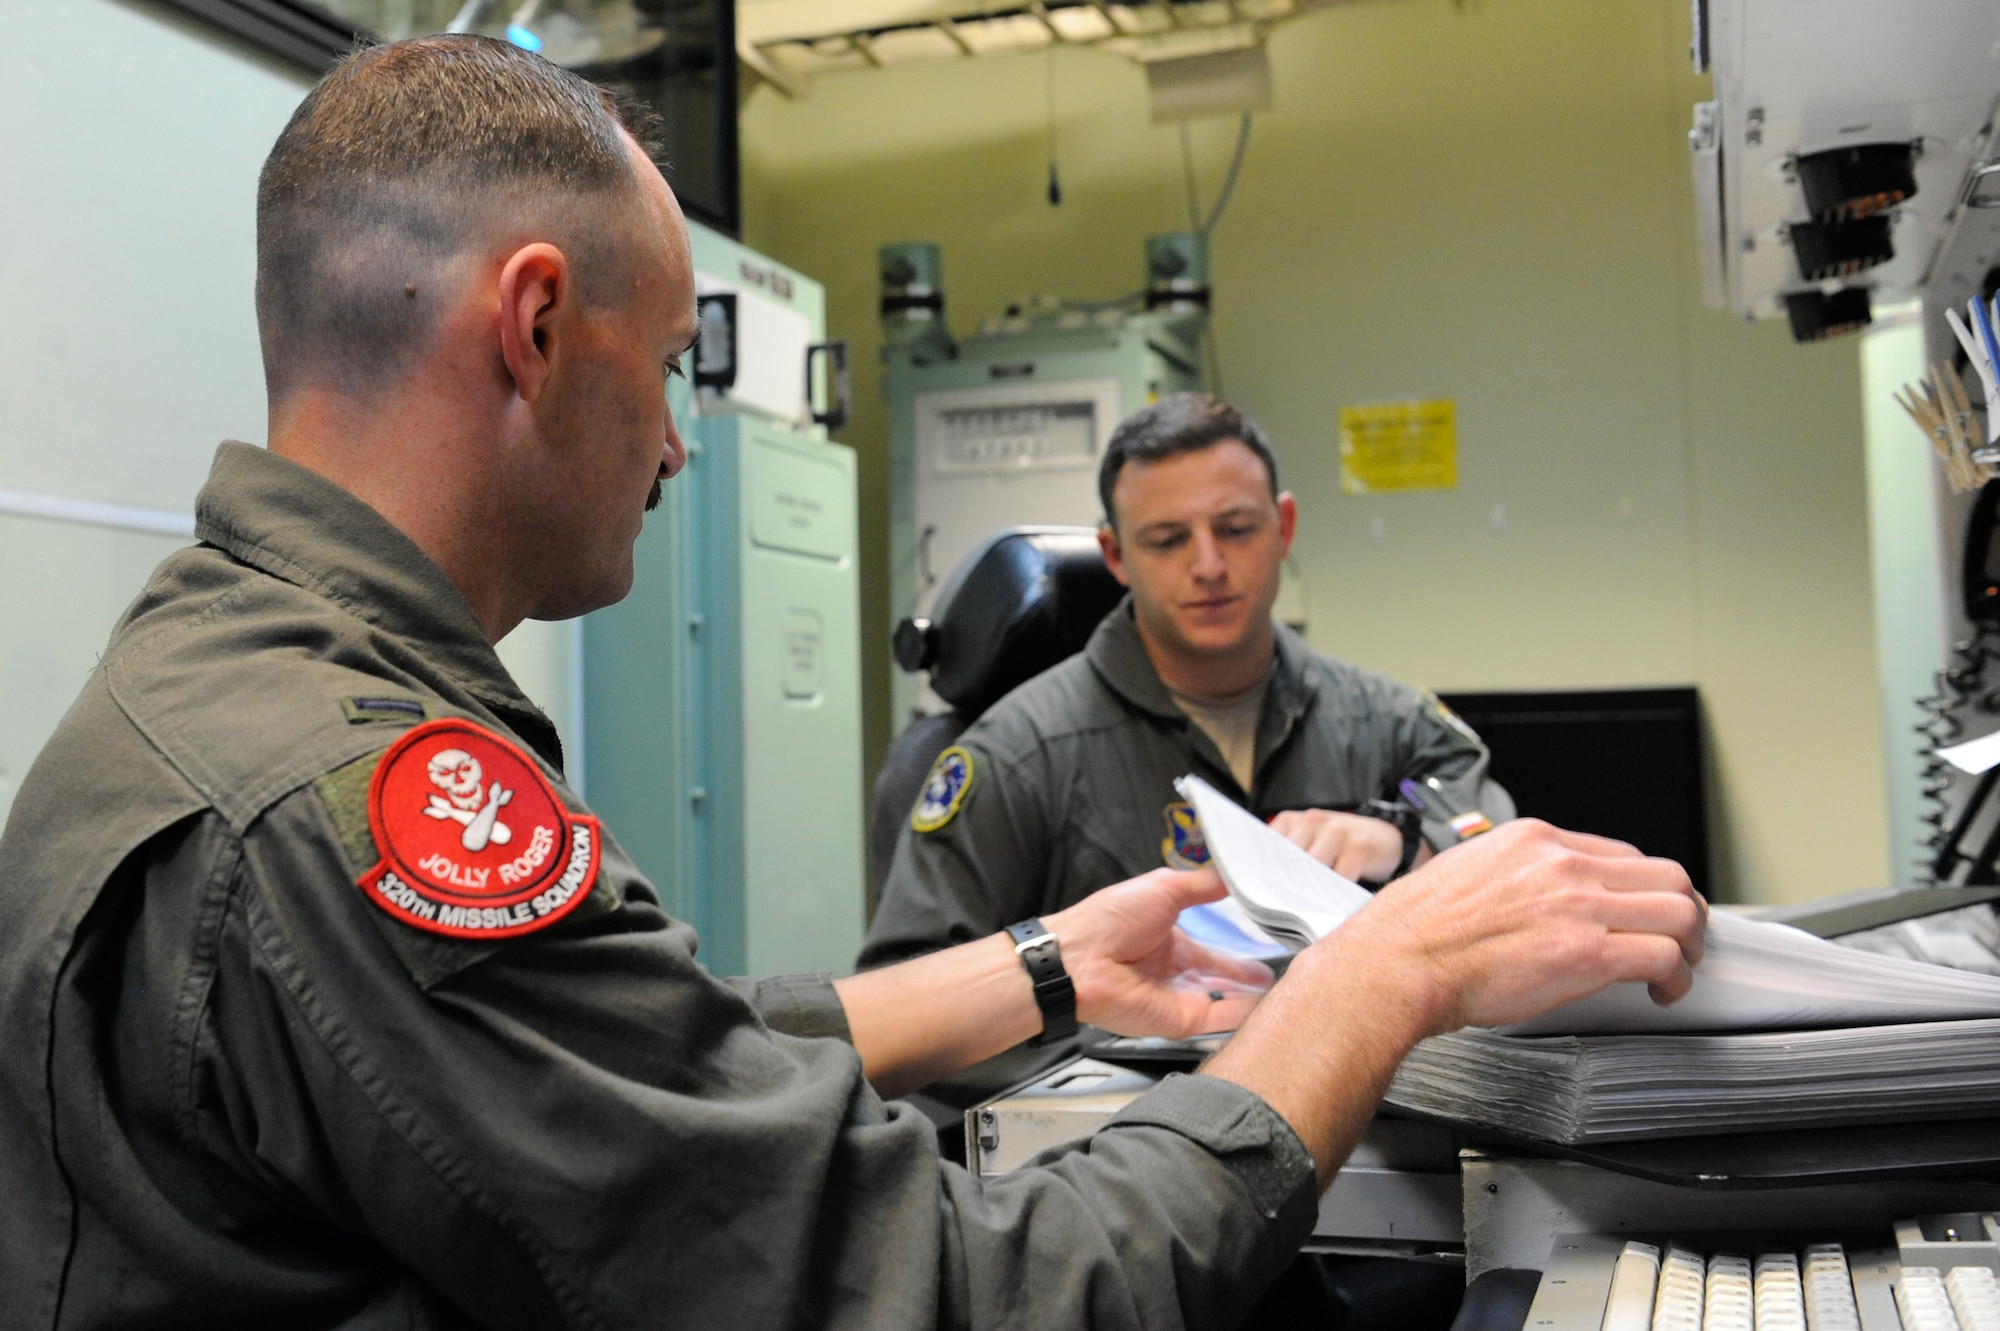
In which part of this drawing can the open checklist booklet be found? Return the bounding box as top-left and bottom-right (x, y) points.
(1175, 773), (2000, 1142)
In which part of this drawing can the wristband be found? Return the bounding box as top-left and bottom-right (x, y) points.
(1005, 918), (1079, 1046)
(1360, 797), (1424, 879)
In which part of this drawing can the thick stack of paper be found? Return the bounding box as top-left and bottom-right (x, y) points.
(1175, 774), (2000, 1143)
(1385, 1019), (2000, 1143)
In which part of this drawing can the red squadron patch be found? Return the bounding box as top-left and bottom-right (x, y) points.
(356, 718), (600, 939)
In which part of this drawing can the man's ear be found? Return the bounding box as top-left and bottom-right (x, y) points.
(1276, 492), (1298, 559)
(1098, 522), (1131, 587)
(496, 243), (571, 404)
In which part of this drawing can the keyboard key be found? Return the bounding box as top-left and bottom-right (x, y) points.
(1752, 1252), (1805, 1331)
(1899, 1266), (1965, 1331)
(1651, 1247), (1706, 1331)
(1605, 1242), (1661, 1331)
(1800, 1244), (1861, 1331)
(1947, 1266), (2000, 1331)
(1706, 1254), (1753, 1331)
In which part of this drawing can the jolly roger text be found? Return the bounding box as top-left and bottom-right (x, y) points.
(376, 824), (595, 932)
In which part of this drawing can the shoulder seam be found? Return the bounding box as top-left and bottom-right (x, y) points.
(196, 518), (383, 631)
(170, 824), (246, 1150)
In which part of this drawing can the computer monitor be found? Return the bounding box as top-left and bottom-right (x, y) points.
(1436, 687), (1712, 897)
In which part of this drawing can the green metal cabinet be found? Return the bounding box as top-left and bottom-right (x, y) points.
(583, 226), (863, 977)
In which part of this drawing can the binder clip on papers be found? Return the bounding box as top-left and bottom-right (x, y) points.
(1896, 293), (2000, 494)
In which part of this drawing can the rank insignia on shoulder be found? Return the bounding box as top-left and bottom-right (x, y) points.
(1449, 809), (1494, 839)
(341, 695), (426, 724)
(1160, 800), (1211, 870)
(911, 746), (975, 833)
(1420, 688), (1482, 745)
(357, 717), (600, 939)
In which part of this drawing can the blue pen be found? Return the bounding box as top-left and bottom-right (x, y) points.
(1973, 295), (2000, 386)
(1399, 776), (1449, 817)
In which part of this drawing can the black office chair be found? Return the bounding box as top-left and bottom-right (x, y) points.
(869, 526), (1126, 907)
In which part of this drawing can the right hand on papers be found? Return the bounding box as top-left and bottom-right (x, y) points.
(1351, 818), (1706, 1035)
(1199, 818), (1704, 1186)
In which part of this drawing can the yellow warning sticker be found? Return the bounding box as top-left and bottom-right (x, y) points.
(1339, 399), (1457, 494)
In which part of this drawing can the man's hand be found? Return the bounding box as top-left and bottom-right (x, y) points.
(1048, 868), (1274, 1038)
(1201, 818), (1704, 1187)
(1359, 819), (1705, 1032)
(1267, 809), (1415, 881)
(834, 868), (1272, 1097)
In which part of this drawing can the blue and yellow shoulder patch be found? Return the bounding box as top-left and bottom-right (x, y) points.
(1160, 800), (1211, 869)
(911, 746), (975, 833)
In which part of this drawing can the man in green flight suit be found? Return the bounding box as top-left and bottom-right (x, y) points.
(0, 35), (1705, 1330)
(863, 393), (1516, 970)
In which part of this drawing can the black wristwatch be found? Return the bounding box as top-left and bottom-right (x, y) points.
(1006, 918), (1079, 1046)
(1360, 798), (1424, 879)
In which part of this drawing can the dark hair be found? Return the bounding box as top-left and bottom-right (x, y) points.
(1097, 393), (1280, 528)
(255, 35), (656, 401)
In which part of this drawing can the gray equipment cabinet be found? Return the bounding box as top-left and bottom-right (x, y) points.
(879, 236), (1208, 731)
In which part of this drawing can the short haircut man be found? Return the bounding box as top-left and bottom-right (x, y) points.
(1097, 392), (1281, 527)
(256, 37), (645, 401)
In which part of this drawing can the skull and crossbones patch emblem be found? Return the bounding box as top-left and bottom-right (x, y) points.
(357, 718), (600, 939)
(424, 748), (515, 852)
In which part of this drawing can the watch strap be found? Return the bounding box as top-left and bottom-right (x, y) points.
(1360, 797), (1424, 879)
(1006, 918), (1079, 1045)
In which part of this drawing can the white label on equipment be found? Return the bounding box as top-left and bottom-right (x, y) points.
(915, 377), (1121, 478)
(782, 608), (824, 701)
(750, 440), (847, 561)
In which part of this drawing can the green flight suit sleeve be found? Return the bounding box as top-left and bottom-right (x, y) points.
(723, 973), (854, 1041)
(860, 736), (1056, 968)
(154, 792), (1318, 1330)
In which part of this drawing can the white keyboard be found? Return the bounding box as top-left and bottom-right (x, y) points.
(1528, 1232), (2000, 1330)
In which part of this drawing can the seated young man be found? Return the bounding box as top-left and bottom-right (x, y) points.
(863, 393), (1514, 968)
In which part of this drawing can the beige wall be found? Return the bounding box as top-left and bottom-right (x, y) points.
(0, 0), (582, 820)
(741, 0), (1889, 904)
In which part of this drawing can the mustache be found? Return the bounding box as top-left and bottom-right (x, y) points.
(646, 474), (664, 512)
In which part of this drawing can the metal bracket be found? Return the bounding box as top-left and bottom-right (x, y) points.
(1966, 161), (2000, 210)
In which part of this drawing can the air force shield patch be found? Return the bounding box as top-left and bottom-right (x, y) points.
(1160, 801), (1211, 870)
(911, 746), (975, 833)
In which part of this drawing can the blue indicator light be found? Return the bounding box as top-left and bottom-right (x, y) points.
(506, 24), (543, 51)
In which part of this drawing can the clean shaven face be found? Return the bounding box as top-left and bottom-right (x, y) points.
(1102, 438), (1297, 670)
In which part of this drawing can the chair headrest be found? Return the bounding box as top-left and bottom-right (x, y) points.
(894, 526), (1126, 719)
